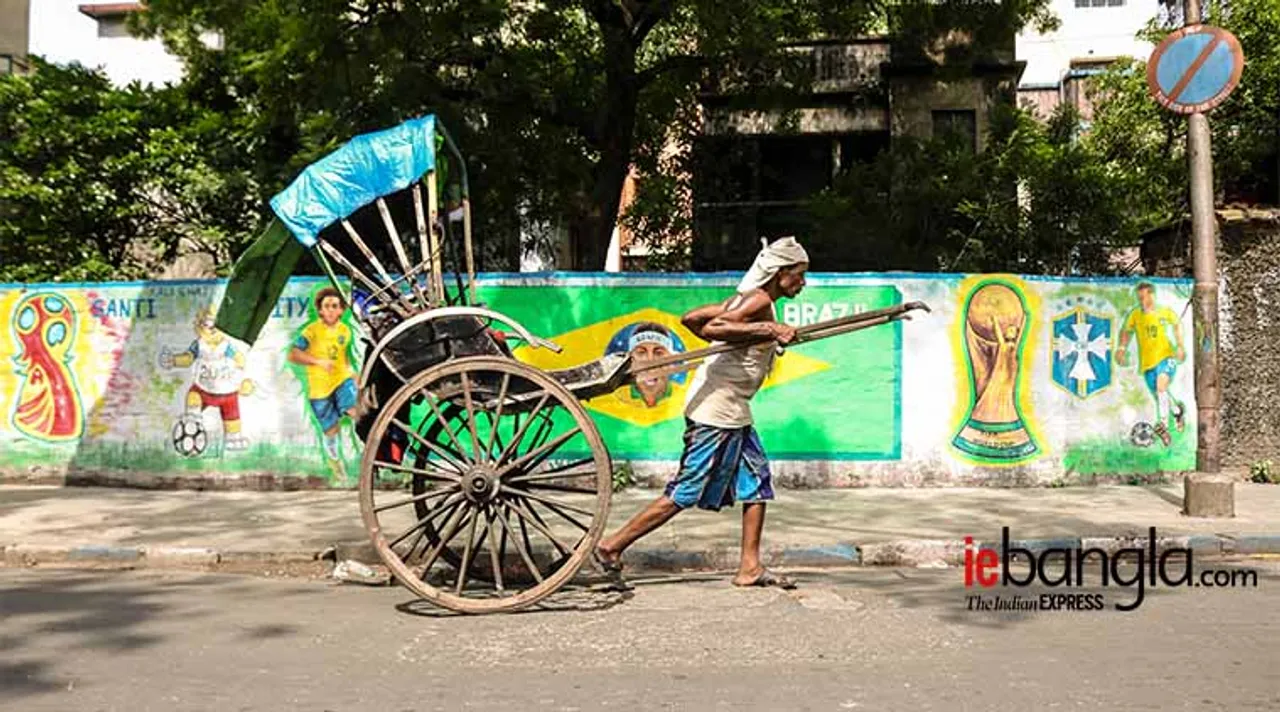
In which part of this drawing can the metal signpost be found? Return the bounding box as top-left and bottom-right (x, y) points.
(1146, 6), (1244, 478)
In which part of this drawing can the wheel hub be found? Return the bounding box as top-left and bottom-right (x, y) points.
(462, 466), (499, 503)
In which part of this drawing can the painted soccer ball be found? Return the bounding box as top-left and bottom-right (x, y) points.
(172, 417), (208, 458)
(1129, 421), (1155, 449)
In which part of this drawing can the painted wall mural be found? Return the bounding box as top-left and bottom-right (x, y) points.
(11, 292), (84, 442)
(0, 273), (1197, 487)
(951, 278), (1040, 464)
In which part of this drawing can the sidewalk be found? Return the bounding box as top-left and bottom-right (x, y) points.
(3, 483), (1280, 573)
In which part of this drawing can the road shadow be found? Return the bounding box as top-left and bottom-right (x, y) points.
(1146, 482), (1185, 508)
(0, 570), (175, 703)
(393, 581), (634, 619)
(0, 569), (324, 705)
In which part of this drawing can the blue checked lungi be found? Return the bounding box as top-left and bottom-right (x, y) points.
(663, 419), (775, 511)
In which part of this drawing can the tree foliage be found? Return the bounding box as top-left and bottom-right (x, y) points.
(1086, 0), (1280, 214)
(0, 59), (259, 283)
(637, 0), (1278, 276)
(798, 104), (1157, 275)
(136, 0), (924, 270)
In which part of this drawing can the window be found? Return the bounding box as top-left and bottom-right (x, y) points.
(932, 110), (977, 152)
(98, 16), (132, 38)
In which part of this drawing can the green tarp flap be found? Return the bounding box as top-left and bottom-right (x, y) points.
(214, 217), (307, 345)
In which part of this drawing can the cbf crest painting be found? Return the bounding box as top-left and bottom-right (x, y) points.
(1052, 307), (1113, 399)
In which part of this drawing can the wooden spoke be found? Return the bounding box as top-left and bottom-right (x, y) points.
(485, 373), (512, 458)
(388, 493), (464, 550)
(459, 372), (483, 463)
(499, 503), (544, 583)
(392, 418), (468, 473)
(496, 426), (583, 479)
(515, 481), (598, 495)
(378, 196), (429, 310)
(506, 457), (597, 484)
(373, 485), (458, 513)
(496, 392), (550, 466)
(503, 485), (595, 516)
(374, 460), (461, 484)
(528, 497), (591, 533)
(519, 407), (558, 459)
(485, 507), (506, 593)
(506, 467), (597, 485)
(398, 523), (429, 564)
(417, 393), (474, 466)
(454, 508), (483, 594)
(418, 503), (472, 579)
(480, 410), (508, 463)
(505, 496), (573, 557)
(341, 219), (395, 286)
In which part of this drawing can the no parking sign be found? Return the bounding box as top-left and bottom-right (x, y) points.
(1146, 24), (1244, 114)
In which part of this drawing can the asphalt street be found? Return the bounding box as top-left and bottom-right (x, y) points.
(2, 561), (1278, 711)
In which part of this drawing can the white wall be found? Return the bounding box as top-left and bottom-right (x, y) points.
(28, 0), (183, 87)
(1017, 0), (1161, 86)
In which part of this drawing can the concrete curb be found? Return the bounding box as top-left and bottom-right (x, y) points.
(3, 534), (1278, 574)
(1, 544), (322, 569)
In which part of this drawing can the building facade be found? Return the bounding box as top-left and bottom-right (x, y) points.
(1015, 0), (1166, 120)
(27, 1), (184, 86)
(691, 24), (1024, 271)
(1, 0), (31, 75)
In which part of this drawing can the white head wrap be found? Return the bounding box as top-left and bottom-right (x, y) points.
(737, 236), (809, 294)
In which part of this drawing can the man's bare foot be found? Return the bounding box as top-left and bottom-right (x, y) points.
(733, 567), (796, 589)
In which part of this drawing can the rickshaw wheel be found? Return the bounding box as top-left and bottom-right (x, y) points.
(358, 356), (612, 614)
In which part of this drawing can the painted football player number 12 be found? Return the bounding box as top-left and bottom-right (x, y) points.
(1147, 24), (1244, 115)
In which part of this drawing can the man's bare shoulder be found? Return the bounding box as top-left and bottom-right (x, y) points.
(730, 289), (776, 321)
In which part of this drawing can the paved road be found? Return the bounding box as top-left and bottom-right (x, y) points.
(2, 562), (1278, 711)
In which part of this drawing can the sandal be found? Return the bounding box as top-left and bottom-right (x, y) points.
(735, 569), (797, 590)
(593, 548), (632, 591)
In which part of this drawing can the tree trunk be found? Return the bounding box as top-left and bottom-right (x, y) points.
(570, 25), (640, 271)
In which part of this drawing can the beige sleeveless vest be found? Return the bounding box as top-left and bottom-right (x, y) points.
(683, 296), (776, 428)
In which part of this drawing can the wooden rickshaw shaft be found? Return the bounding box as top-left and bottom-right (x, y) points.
(625, 300), (931, 379)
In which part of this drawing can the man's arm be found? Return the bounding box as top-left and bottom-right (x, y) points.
(680, 301), (729, 340)
(699, 291), (795, 344)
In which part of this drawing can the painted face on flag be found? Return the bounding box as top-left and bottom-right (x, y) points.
(606, 322), (686, 408)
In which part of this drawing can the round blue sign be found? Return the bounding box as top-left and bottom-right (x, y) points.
(1147, 25), (1244, 115)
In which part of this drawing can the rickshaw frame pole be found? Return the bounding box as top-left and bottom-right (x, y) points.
(626, 301), (931, 378)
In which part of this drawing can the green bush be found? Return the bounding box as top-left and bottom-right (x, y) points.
(612, 462), (637, 493)
(1250, 459), (1276, 484)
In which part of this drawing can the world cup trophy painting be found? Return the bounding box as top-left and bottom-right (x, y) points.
(952, 280), (1038, 462)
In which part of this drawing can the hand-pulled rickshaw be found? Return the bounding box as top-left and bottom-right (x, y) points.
(216, 115), (928, 614)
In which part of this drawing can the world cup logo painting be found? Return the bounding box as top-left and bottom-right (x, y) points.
(11, 293), (84, 442)
(952, 280), (1038, 462)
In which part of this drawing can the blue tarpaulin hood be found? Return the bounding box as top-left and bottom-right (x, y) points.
(269, 115), (437, 247)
